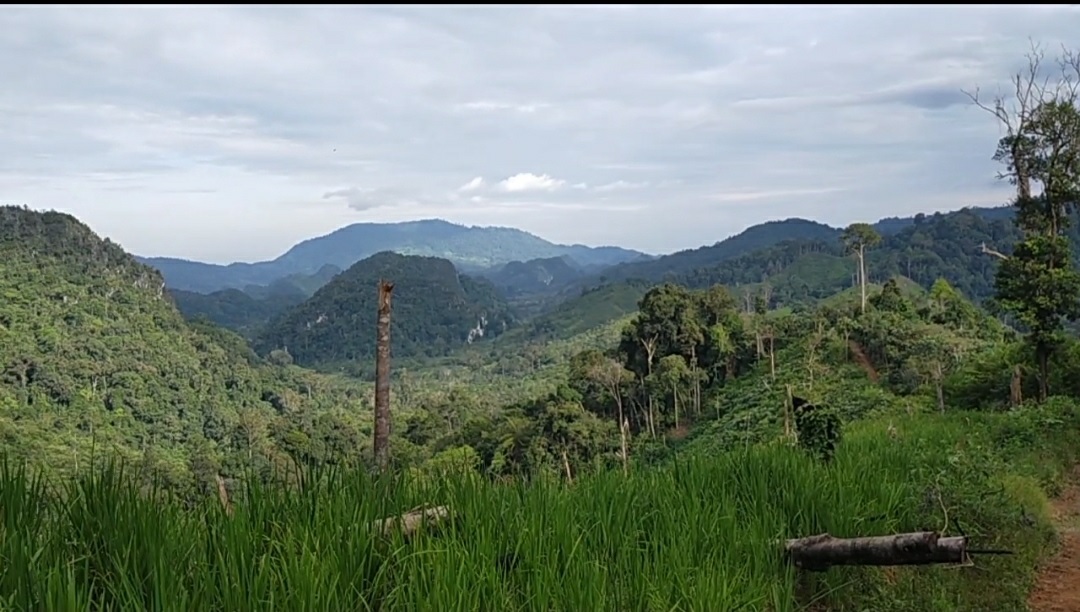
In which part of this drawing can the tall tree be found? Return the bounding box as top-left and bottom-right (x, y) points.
(967, 44), (1080, 401)
(841, 223), (882, 314)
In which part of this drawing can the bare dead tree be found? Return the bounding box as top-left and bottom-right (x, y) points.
(978, 242), (1009, 261)
(374, 279), (394, 472)
(964, 41), (1080, 194)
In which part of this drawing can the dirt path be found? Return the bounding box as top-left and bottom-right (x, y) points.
(1028, 468), (1080, 612)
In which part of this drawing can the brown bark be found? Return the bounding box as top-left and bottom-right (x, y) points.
(374, 280), (394, 472)
(371, 505), (450, 538)
(619, 418), (630, 476)
(215, 474), (233, 517)
(858, 245), (867, 314)
(1010, 364), (1024, 407)
(641, 336), (657, 438)
(782, 531), (968, 572)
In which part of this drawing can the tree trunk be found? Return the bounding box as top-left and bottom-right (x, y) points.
(672, 382), (679, 429)
(374, 280), (394, 472)
(933, 364), (941, 412)
(858, 245), (867, 314)
(768, 333), (776, 380)
(1010, 364), (1024, 408)
(619, 418), (629, 476)
(372, 505), (450, 538)
(691, 347), (701, 415)
(642, 337), (657, 438)
(1037, 346), (1049, 403)
(782, 532), (968, 572)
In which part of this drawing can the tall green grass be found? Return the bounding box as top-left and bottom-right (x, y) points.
(2, 400), (1078, 611)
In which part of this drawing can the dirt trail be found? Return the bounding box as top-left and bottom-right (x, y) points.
(1028, 467), (1080, 612)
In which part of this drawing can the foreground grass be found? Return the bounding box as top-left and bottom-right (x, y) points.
(2, 400), (1078, 612)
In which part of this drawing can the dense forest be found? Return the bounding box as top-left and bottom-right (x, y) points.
(253, 252), (517, 367)
(3, 44), (1080, 612)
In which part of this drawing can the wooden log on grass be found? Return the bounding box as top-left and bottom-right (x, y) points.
(782, 531), (968, 571)
(371, 505), (450, 538)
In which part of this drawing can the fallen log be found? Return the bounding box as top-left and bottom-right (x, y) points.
(782, 531), (968, 571)
(371, 505), (450, 538)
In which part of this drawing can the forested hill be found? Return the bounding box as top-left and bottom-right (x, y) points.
(584, 207), (1013, 289)
(567, 205), (1072, 310)
(140, 219), (646, 294)
(0, 205), (369, 484)
(670, 206), (1044, 306)
(253, 252), (516, 367)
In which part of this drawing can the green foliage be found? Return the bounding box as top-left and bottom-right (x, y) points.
(982, 74), (1080, 400)
(482, 255), (584, 299)
(254, 252), (515, 366)
(2, 399), (1078, 611)
(793, 399), (842, 463)
(0, 206), (373, 487)
(169, 288), (302, 337)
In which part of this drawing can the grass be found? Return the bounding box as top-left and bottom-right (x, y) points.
(2, 400), (1078, 611)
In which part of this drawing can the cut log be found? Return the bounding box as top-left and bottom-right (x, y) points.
(371, 505), (450, 538)
(782, 531), (968, 571)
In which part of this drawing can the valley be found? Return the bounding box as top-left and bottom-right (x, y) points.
(2, 19), (1079, 612)
(3, 188), (1080, 609)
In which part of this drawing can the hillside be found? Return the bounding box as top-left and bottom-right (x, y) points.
(481, 255), (585, 298)
(672, 206), (1038, 307)
(253, 252), (515, 367)
(570, 206), (1014, 294)
(168, 288), (302, 337)
(588, 218), (840, 285)
(8, 262), (1080, 610)
(168, 264), (343, 336)
(140, 219), (646, 294)
(0, 205), (369, 486)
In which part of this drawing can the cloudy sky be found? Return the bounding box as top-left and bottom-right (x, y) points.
(1, 5), (1078, 263)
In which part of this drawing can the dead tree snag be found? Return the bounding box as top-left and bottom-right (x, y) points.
(374, 279), (394, 472)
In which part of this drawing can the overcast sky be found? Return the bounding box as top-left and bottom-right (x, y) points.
(1, 5), (1078, 263)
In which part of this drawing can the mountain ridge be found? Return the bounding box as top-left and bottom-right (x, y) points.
(252, 251), (516, 368)
(139, 218), (648, 294)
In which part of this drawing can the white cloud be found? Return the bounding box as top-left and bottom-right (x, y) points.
(594, 180), (649, 192)
(498, 173), (566, 193)
(458, 176), (485, 192)
(0, 5), (1077, 261)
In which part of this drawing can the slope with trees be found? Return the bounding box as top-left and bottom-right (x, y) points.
(254, 252), (516, 367)
(0, 205), (376, 491)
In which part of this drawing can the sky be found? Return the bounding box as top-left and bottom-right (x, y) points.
(1, 5), (1079, 264)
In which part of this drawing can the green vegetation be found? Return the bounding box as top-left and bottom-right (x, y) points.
(253, 252), (516, 367)
(0, 206), (375, 491)
(3, 45), (1080, 612)
(169, 288), (303, 337)
(2, 401), (1077, 611)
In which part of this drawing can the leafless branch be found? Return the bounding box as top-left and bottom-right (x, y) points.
(978, 242), (1009, 261)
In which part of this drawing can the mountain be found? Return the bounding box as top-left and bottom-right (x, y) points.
(139, 219), (647, 294)
(253, 252), (516, 367)
(586, 218), (841, 286)
(670, 206), (1036, 307)
(487, 205), (1026, 342)
(243, 264), (343, 301)
(168, 264), (343, 336)
(169, 288), (303, 337)
(482, 256), (586, 298)
(0, 205), (366, 483)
